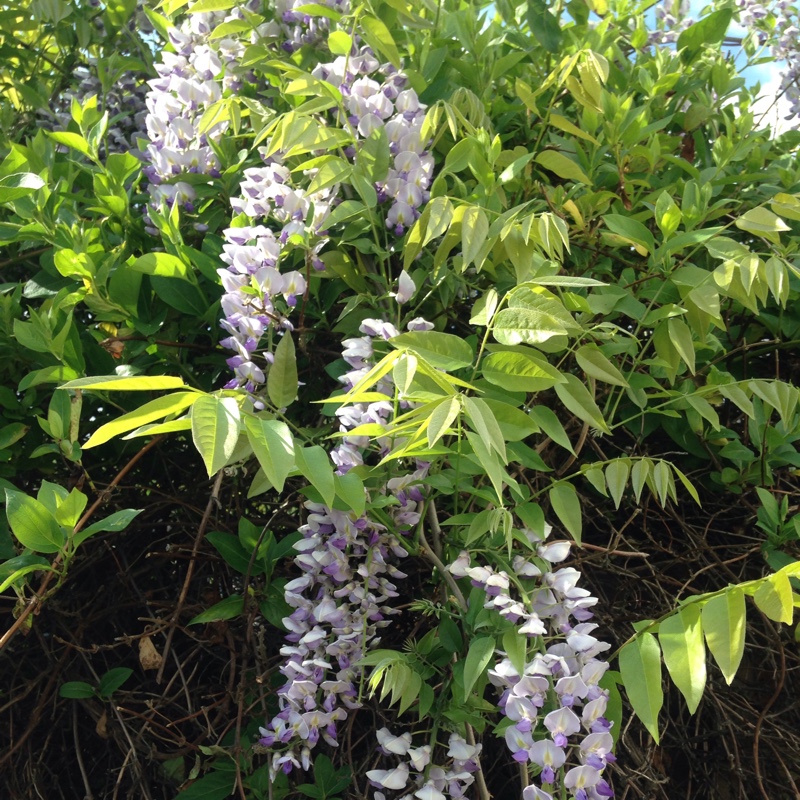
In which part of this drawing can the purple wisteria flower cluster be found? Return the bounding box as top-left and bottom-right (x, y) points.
(142, 3), (250, 233)
(367, 728), (482, 800)
(448, 524), (615, 800)
(312, 49), (434, 235)
(217, 35), (431, 393)
(649, 0), (693, 45)
(216, 232), (299, 392)
(256, 333), (428, 775)
(273, 0), (351, 52)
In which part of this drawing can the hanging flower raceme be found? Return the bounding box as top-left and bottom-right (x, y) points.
(448, 523), (615, 800)
(257, 319), (429, 778)
(367, 729), (482, 800)
(141, 2), (252, 233)
(312, 47), (433, 235)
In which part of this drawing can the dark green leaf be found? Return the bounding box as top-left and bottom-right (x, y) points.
(98, 667), (133, 698)
(526, 0), (562, 53)
(59, 681), (96, 699)
(188, 594), (244, 625)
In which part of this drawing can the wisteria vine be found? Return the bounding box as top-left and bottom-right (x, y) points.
(139, 2), (618, 797)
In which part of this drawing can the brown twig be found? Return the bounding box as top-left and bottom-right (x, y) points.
(753, 616), (786, 800)
(155, 470), (224, 684)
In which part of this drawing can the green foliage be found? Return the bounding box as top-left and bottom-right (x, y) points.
(3, 0), (800, 796)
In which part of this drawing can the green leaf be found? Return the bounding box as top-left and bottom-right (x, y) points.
(605, 459), (630, 510)
(502, 629), (527, 676)
(174, 770), (236, 800)
(464, 396), (506, 461)
(357, 126), (390, 183)
(659, 604), (706, 715)
(463, 636), (495, 697)
(483, 399), (539, 442)
(59, 681), (96, 699)
(124, 418), (192, 439)
(0, 553), (51, 592)
(0, 422), (28, 450)
(427, 396), (461, 448)
(55, 488), (88, 529)
(73, 508), (142, 547)
(187, 0), (236, 11)
(188, 595), (244, 625)
(549, 113), (598, 144)
(754, 572), (793, 625)
(98, 667), (133, 698)
(360, 15), (401, 67)
(462, 206), (490, 269)
(526, 0), (562, 53)
(619, 632), (663, 742)
(205, 531), (256, 575)
(492, 307), (568, 346)
(5, 488), (65, 553)
(84, 392), (199, 448)
(61, 375), (187, 392)
(630, 459), (651, 503)
(334, 471), (365, 517)
(575, 344), (628, 387)
(191, 396), (241, 477)
(328, 30), (352, 55)
(268, 333), (298, 409)
(128, 253), (189, 278)
(554, 374), (611, 434)
(667, 318), (695, 374)
(603, 214), (655, 255)
(466, 431), (507, 503)
(535, 150), (591, 185)
(701, 587), (746, 685)
(294, 445), (336, 508)
(677, 9), (733, 63)
(482, 350), (564, 393)
(529, 405), (574, 454)
(245, 416), (294, 493)
(19, 366), (79, 392)
(549, 482), (582, 543)
(46, 131), (91, 157)
(735, 206), (790, 244)
(0, 172), (45, 203)
(655, 191), (682, 237)
(390, 331), (473, 371)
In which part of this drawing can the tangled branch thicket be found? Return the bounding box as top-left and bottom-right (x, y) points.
(2, 405), (800, 799)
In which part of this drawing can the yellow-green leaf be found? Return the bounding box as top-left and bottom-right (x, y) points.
(535, 150), (591, 185)
(619, 632), (663, 742)
(554, 374), (611, 434)
(754, 572), (793, 625)
(245, 416), (294, 492)
(129, 253), (189, 278)
(702, 587), (746, 685)
(61, 375), (187, 392)
(294, 444), (335, 507)
(84, 392), (199, 448)
(191, 396), (241, 477)
(659, 604), (706, 714)
(549, 113), (599, 144)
